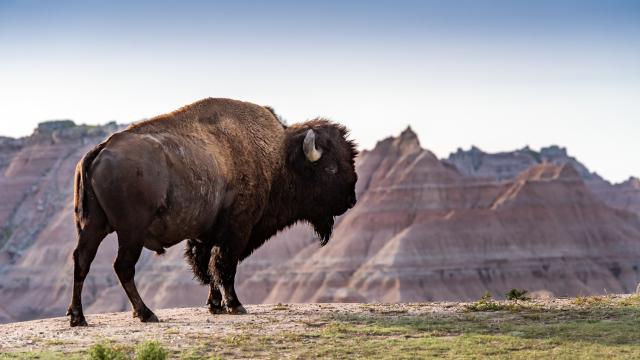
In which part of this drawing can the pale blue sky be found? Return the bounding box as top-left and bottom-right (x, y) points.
(0, 0), (638, 182)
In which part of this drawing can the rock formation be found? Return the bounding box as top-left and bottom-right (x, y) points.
(446, 145), (640, 218)
(240, 130), (640, 303)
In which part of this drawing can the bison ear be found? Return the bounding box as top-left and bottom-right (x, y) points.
(303, 129), (322, 162)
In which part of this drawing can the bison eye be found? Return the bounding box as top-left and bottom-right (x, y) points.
(325, 165), (338, 175)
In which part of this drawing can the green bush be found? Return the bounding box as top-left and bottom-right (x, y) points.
(135, 341), (168, 360)
(88, 342), (129, 360)
(506, 288), (530, 301)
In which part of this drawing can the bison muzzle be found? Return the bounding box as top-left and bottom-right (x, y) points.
(66, 98), (358, 326)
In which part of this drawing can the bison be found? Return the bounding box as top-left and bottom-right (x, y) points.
(67, 98), (358, 326)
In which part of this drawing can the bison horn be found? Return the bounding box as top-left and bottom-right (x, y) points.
(303, 129), (322, 162)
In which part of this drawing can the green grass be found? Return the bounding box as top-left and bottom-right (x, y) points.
(205, 296), (640, 359)
(2, 296), (639, 359)
(85, 341), (168, 360)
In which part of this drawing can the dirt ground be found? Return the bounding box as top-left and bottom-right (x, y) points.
(0, 302), (462, 353)
(1, 297), (638, 359)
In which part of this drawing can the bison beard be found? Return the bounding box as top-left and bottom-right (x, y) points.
(313, 217), (335, 246)
(185, 215), (336, 287)
(184, 239), (213, 285)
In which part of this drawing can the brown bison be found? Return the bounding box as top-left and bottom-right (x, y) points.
(67, 98), (358, 326)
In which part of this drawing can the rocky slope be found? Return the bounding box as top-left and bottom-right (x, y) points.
(0, 122), (639, 323)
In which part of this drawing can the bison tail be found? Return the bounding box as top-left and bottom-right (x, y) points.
(73, 142), (106, 233)
(184, 239), (212, 285)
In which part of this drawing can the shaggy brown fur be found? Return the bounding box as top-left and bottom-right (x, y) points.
(67, 98), (357, 326)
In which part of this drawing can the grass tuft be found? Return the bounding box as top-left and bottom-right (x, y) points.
(465, 292), (506, 312)
(135, 340), (168, 360)
(88, 342), (129, 360)
(272, 303), (289, 311)
(619, 294), (640, 307)
(571, 295), (610, 307)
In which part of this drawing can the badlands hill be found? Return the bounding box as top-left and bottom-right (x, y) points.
(0, 121), (639, 323)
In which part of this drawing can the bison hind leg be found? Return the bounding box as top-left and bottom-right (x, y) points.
(68, 214), (111, 327)
(113, 236), (158, 323)
(184, 239), (212, 285)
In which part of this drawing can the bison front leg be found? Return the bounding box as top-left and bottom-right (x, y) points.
(207, 286), (225, 314)
(183, 239), (225, 313)
(209, 245), (246, 314)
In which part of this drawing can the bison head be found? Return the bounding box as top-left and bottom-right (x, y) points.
(285, 119), (358, 246)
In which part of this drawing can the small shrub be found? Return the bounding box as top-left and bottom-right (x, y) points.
(506, 288), (530, 301)
(135, 341), (168, 360)
(465, 292), (505, 312)
(272, 303), (289, 311)
(88, 342), (129, 360)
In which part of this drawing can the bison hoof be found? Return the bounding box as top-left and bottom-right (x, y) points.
(209, 305), (226, 314)
(70, 318), (88, 327)
(226, 305), (247, 315)
(135, 308), (159, 323)
(69, 314), (88, 327)
(141, 313), (159, 323)
(67, 308), (88, 327)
